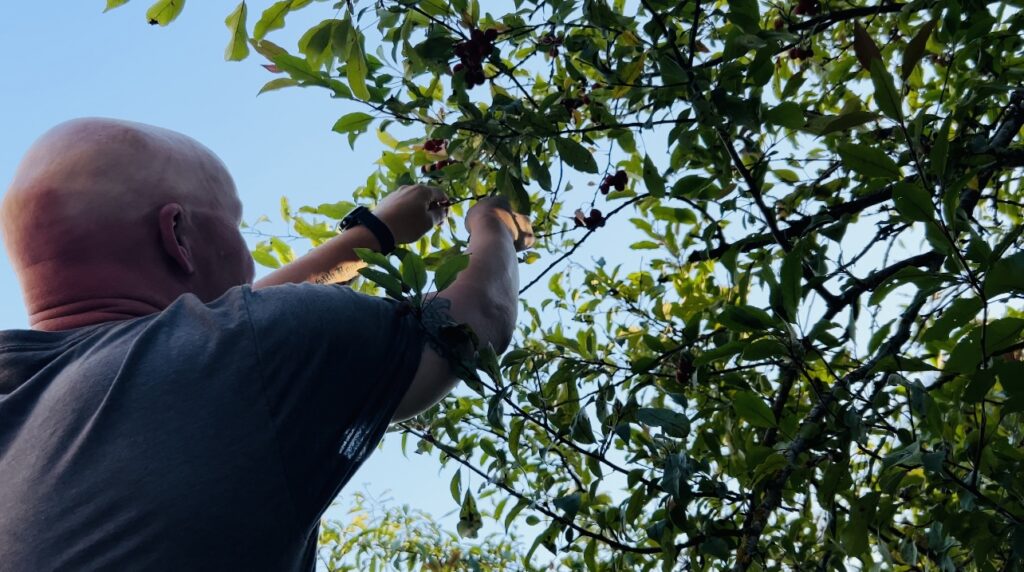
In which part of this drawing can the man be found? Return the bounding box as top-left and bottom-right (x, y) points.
(0, 118), (532, 571)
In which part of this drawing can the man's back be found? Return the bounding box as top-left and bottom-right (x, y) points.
(0, 283), (424, 571)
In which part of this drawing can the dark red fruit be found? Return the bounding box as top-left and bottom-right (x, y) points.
(613, 170), (627, 187)
(796, 0), (820, 16)
(453, 63), (465, 73)
(423, 138), (447, 153)
(774, 17), (785, 30)
(484, 28), (498, 42)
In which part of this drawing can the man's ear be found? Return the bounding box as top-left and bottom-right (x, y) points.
(158, 203), (195, 275)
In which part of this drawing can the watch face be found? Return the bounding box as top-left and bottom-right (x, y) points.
(340, 206), (365, 229)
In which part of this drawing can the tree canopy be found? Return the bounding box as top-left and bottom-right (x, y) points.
(107, 0), (1024, 569)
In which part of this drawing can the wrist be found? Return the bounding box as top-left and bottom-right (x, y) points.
(340, 206), (395, 253)
(341, 224), (382, 251)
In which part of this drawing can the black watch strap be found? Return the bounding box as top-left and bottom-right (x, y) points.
(339, 206), (396, 255)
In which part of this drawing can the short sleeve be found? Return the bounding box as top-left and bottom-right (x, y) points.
(241, 282), (425, 524)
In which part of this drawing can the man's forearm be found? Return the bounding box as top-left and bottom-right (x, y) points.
(253, 225), (380, 290)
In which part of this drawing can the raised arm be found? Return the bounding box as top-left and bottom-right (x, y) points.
(253, 185), (448, 289)
(392, 197), (533, 421)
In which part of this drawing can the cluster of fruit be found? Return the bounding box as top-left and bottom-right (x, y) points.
(452, 28), (498, 87)
(574, 208), (606, 230)
(598, 170), (628, 194)
(561, 94), (591, 112)
(788, 45), (814, 59)
(423, 138), (447, 153)
(422, 159), (457, 174)
(538, 32), (563, 57)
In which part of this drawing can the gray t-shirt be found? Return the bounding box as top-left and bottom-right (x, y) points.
(0, 283), (425, 571)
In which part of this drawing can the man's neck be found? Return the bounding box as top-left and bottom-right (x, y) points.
(29, 297), (169, 331)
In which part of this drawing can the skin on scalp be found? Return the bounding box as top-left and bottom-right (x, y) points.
(1, 117), (254, 332)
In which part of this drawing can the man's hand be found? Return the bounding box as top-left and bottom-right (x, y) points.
(373, 185), (449, 245)
(466, 196), (535, 252)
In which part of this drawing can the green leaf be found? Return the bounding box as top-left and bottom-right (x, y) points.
(269, 51), (325, 85)
(945, 318), (1024, 374)
(780, 247), (802, 322)
(662, 453), (691, 499)
(741, 338), (789, 361)
(253, 0), (290, 40)
(104, 0), (130, 12)
(332, 112), (374, 137)
(651, 207), (696, 224)
(554, 137), (598, 174)
(728, 0), (760, 33)
(842, 493), (879, 556)
(345, 25), (371, 100)
(359, 267), (403, 298)
(733, 391), (776, 428)
(892, 182), (934, 222)
(852, 22), (882, 69)
(457, 491), (483, 538)
(146, 0), (185, 26)
(930, 115), (951, 177)
(434, 253), (470, 291)
(837, 143), (900, 179)
(553, 493), (582, 520)
(869, 59), (902, 120)
(636, 407), (690, 438)
(819, 110), (880, 135)
(642, 155), (666, 197)
(718, 304), (774, 332)
(922, 297), (981, 342)
(251, 247), (280, 269)
(257, 77), (296, 95)
(527, 154), (551, 191)
(223, 2), (249, 61)
(985, 251), (1024, 298)
(902, 19), (936, 81)
(353, 247), (400, 278)
(764, 102), (805, 129)
(449, 469), (462, 503)
(478, 343), (502, 385)
(963, 370), (997, 403)
(400, 251), (427, 294)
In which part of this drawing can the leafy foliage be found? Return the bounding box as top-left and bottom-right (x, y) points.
(110, 0), (1024, 569)
(318, 491), (534, 571)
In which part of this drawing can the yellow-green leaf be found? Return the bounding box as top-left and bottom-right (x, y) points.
(345, 28), (371, 100)
(146, 0), (185, 26)
(104, 0), (130, 12)
(253, 0), (291, 40)
(223, 2), (249, 62)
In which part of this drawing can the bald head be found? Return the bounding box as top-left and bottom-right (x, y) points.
(2, 118), (254, 330)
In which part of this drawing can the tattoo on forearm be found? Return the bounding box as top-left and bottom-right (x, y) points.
(312, 267), (346, 285)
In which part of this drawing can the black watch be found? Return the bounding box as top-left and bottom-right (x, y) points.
(338, 206), (396, 255)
